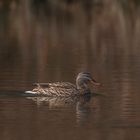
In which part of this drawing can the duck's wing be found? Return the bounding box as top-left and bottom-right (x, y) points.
(33, 82), (76, 88)
(32, 82), (78, 96)
(33, 83), (49, 88)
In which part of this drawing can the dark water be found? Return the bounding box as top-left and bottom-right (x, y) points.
(0, 1), (140, 140)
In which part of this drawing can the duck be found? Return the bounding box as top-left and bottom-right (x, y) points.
(25, 72), (101, 97)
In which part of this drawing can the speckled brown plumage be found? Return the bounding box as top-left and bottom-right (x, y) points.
(25, 72), (101, 97)
(32, 82), (79, 97)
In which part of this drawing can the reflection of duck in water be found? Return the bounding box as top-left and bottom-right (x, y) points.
(76, 95), (91, 124)
(25, 72), (101, 97)
(27, 95), (91, 109)
(27, 95), (92, 125)
(27, 96), (79, 107)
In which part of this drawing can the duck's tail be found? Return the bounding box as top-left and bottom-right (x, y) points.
(25, 91), (37, 94)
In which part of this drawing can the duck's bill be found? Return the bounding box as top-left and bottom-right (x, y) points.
(91, 80), (101, 86)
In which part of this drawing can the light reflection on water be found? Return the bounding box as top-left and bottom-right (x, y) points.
(0, 87), (139, 140)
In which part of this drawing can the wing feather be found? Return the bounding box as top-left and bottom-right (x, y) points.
(32, 82), (78, 96)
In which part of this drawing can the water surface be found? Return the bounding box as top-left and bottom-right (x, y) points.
(0, 1), (140, 140)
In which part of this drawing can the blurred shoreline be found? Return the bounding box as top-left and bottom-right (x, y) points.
(0, 0), (140, 91)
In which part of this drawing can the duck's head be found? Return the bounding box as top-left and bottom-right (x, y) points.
(76, 72), (101, 93)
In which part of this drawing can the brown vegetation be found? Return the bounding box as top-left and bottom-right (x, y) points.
(0, 0), (140, 91)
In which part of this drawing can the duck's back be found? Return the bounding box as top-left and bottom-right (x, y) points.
(30, 82), (79, 97)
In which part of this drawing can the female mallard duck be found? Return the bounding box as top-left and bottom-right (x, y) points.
(25, 72), (101, 97)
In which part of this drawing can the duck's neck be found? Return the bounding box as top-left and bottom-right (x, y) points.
(76, 84), (90, 95)
(76, 79), (91, 94)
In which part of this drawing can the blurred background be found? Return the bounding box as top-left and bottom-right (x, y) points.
(0, 0), (140, 91)
(0, 0), (140, 140)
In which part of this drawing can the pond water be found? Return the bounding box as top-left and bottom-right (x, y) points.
(0, 1), (140, 140)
